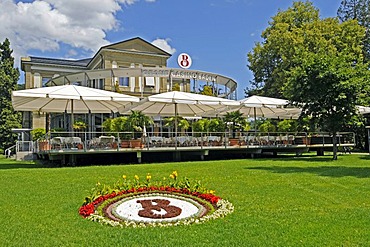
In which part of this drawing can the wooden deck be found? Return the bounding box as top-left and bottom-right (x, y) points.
(33, 132), (355, 165)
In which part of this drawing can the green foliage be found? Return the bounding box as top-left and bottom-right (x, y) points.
(192, 119), (208, 133)
(73, 120), (87, 130)
(102, 118), (114, 132)
(225, 111), (247, 137)
(102, 116), (131, 138)
(258, 119), (276, 132)
(126, 111), (153, 138)
(30, 128), (46, 141)
(103, 112), (152, 138)
(208, 118), (227, 132)
(178, 118), (190, 130)
(277, 119), (297, 132)
(199, 85), (214, 96)
(164, 116), (190, 131)
(172, 83), (180, 91)
(247, 1), (370, 159)
(83, 171), (209, 206)
(247, 1), (320, 98)
(0, 38), (21, 149)
(105, 116), (129, 132)
(191, 118), (226, 134)
(337, 0), (370, 62)
(1, 155), (370, 245)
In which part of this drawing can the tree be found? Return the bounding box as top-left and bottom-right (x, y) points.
(199, 85), (214, 96)
(283, 18), (370, 160)
(247, 1), (320, 98)
(126, 111), (153, 138)
(337, 0), (370, 61)
(164, 116), (190, 134)
(248, 1), (370, 159)
(225, 111), (248, 138)
(0, 38), (21, 150)
(258, 120), (276, 133)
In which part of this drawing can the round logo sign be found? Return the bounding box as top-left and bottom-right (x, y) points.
(177, 53), (192, 69)
(110, 195), (206, 223)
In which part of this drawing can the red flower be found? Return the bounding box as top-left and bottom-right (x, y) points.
(79, 203), (95, 217)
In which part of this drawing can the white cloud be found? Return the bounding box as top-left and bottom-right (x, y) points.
(66, 49), (78, 57)
(0, 0), (142, 66)
(151, 38), (176, 55)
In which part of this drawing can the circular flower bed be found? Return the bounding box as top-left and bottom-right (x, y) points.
(79, 172), (234, 228)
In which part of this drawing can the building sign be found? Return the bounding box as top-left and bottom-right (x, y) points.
(142, 68), (217, 82)
(177, 53), (192, 69)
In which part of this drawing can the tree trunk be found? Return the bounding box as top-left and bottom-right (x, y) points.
(332, 131), (338, 160)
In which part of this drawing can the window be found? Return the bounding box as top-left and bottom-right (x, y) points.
(119, 77), (129, 87)
(99, 79), (104, 89)
(91, 79), (104, 89)
(34, 73), (41, 88)
(42, 77), (51, 87)
(145, 77), (155, 87)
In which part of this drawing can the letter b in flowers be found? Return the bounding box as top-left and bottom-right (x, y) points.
(136, 199), (182, 219)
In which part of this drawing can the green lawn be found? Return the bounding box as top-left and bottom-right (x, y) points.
(1, 154), (369, 246)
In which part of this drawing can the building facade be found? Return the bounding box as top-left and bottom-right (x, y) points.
(20, 37), (237, 132)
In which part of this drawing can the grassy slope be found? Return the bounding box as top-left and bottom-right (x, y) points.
(0, 154), (369, 246)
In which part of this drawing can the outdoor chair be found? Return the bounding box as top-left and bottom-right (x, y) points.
(64, 137), (83, 149)
(51, 137), (65, 150)
(99, 136), (115, 149)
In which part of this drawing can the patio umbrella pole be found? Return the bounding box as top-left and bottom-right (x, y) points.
(254, 107), (257, 136)
(175, 103), (178, 149)
(71, 99), (74, 135)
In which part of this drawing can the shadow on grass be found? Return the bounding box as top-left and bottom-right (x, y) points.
(359, 155), (370, 161)
(0, 160), (51, 170)
(246, 166), (370, 178)
(253, 154), (335, 162)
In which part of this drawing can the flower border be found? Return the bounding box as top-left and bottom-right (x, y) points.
(79, 172), (234, 228)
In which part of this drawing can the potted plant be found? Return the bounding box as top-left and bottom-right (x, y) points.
(73, 120), (87, 131)
(165, 116), (190, 136)
(31, 128), (50, 151)
(225, 111), (247, 146)
(103, 116), (131, 148)
(126, 111), (153, 148)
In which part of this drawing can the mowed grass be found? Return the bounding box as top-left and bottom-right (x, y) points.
(1, 154), (370, 246)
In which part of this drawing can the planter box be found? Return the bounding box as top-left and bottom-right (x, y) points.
(229, 138), (239, 146)
(39, 141), (51, 151)
(120, 140), (130, 148)
(129, 139), (143, 148)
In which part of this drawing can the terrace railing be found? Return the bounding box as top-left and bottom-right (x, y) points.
(33, 131), (355, 153)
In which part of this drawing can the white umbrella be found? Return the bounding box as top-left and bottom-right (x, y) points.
(236, 95), (301, 120)
(120, 91), (239, 139)
(12, 85), (140, 113)
(12, 85), (140, 130)
(121, 91), (239, 117)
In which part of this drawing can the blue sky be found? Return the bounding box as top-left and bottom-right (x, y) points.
(1, 0), (342, 99)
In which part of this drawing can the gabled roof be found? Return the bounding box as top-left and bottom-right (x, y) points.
(102, 37), (171, 56)
(22, 57), (91, 69)
(21, 37), (171, 71)
(87, 37), (172, 68)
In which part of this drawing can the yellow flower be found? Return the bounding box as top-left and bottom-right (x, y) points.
(146, 173), (151, 181)
(209, 190), (215, 194)
(169, 174), (175, 179)
(134, 175), (139, 180)
(172, 171), (178, 177)
(122, 175), (127, 180)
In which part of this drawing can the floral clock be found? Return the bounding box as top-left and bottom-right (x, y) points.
(79, 172), (234, 228)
